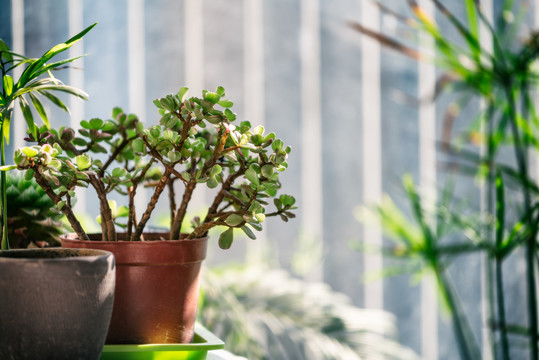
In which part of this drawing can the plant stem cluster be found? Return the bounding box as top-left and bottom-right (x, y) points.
(14, 86), (296, 248)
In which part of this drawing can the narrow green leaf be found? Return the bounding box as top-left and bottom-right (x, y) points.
(18, 23), (96, 87)
(241, 225), (257, 240)
(39, 91), (69, 113)
(28, 93), (49, 128)
(0, 39), (13, 63)
(19, 97), (36, 139)
(3, 75), (13, 97)
(3, 116), (10, 144)
(0, 165), (16, 171)
(495, 171), (505, 251)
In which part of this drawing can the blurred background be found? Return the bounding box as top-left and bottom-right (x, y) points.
(1, 0), (537, 359)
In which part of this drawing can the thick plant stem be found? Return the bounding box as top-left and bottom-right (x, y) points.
(495, 256), (510, 359)
(484, 102), (500, 359)
(132, 168), (172, 241)
(505, 84), (538, 360)
(170, 179), (196, 240)
(89, 175), (115, 241)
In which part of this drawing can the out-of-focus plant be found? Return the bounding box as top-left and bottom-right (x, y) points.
(352, 1), (539, 359)
(0, 23), (95, 249)
(199, 265), (421, 360)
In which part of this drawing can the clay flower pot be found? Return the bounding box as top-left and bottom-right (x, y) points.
(0, 248), (115, 360)
(62, 233), (208, 344)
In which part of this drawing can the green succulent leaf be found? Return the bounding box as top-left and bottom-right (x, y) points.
(216, 86), (226, 97)
(178, 87), (189, 102)
(132, 138), (145, 153)
(21, 147), (38, 158)
(112, 168), (127, 178)
(245, 167), (259, 186)
(225, 214), (244, 227)
(204, 92), (221, 104)
(241, 225), (257, 240)
(218, 99), (234, 108)
(218, 228), (234, 249)
(75, 154), (92, 170)
(207, 176), (219, 189)
(89, 118), (104, 130)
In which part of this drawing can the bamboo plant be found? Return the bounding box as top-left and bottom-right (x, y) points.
(0, 23), (96, 250)
(353, 1), (539, 359)
(12, 87), (296, 248)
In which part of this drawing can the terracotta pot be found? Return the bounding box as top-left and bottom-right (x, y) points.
(62, 233), (208, 344)
(0, 248), (115, 360)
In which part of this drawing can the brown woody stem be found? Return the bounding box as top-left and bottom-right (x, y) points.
(126, 161), (154, 239)
(189, 219), (227, 239)
(168, 179), (177, 229)
(88, 175), (116, 241)
(170, 178), (196, 240)
(33, 169), (89, 240)
(203, 172), (243, 224)
(132, 168), (172, 241)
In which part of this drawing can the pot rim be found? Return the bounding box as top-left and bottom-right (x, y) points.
(61, 232), (209, 245)
(0, 248), (113, 261)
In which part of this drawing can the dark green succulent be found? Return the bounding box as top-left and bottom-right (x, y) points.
(5, 174), (64, 248)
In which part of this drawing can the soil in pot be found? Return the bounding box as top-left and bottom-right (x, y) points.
(0, 248), (116, 360)
(62, 233), (208, 345)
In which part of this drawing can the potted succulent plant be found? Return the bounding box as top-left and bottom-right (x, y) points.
(13, 86), (297, 344)
(0, 24), (116, 360)
(6, 173), (65, 248)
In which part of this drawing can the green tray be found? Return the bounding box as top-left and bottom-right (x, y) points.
(100, 323), (225, 360)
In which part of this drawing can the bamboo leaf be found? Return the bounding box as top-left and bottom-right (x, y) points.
(28, 93), (49, 128)
(2, 75), (13, 97)
(39, 91), (69, 113)
(18, 97), (36, 140)
(17, 23), (96, 87)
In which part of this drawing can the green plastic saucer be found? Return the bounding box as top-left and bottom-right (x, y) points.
(100, 323), (225, 360)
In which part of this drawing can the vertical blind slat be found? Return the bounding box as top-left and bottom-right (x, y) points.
(361, 0), (383, 310)
(300, 0), (324, 281)
(11, 0), (24, 151)
(418, 0), (438, 358)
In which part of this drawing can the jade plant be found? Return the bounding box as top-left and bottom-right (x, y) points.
(0, 23), (96, 250)
(13, 87), (296, 248)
